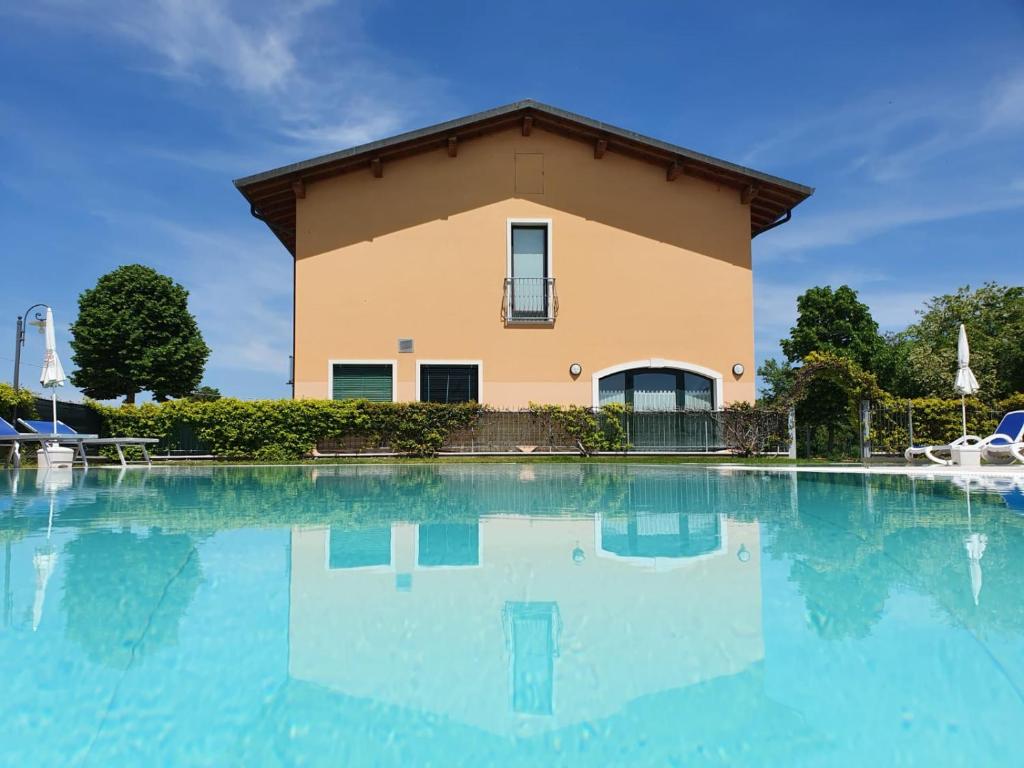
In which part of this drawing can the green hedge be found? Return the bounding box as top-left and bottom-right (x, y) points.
(871, 393), (1024, 454)
(0, 382), (36, 423)
(90, 398), (484, 459)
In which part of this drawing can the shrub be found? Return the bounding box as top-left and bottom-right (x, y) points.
(869, 393), (1024, 454)
(0, 383), (37, 422)
(89, 398), (481, 459)
(527, 403), (630, 454)
(721, 402), (789, 456)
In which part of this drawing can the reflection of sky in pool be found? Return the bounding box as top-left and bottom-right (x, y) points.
(2, 465), (1023, 766)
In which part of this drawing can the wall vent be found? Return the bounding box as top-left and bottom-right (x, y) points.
(398, 338), (414, 353)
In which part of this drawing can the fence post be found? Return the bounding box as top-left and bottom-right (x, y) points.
(860, 400), (872, 460)
(907, 400), (914, 449)
(787, 407), (797, 460)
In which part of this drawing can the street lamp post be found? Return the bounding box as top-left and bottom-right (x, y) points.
(12, 303), (49, 427)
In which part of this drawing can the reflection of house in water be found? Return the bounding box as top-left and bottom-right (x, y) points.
(599, 511), (723, 563)
(289, 509), (762, 735)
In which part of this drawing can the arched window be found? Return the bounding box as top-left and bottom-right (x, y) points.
(598, 367), (713, 411)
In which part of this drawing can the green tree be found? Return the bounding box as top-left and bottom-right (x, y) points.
(61, 528), (202, 668)
(780, 285), (883, 370)
(188, 385), (222, 402)
(756, 358), (796, 405)
(873, 331), (916, 397)
(69, 265), (210, 403)
(901, 283), (1024, 400)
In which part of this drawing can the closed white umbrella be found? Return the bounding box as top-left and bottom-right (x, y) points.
(31, 497), (59, 631)
(964, 532), (987, 607)
(38, 307), (66, 434)
(954, 323), (979, 438)
(962, 480), (986, 606)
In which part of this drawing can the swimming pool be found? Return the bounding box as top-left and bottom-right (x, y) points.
(1, 464), (1022, 766)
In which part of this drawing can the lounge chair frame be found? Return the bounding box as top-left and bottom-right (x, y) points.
(17, 419), (157, 468)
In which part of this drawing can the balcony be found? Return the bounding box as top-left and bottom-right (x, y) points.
(503, 277), (557, 324)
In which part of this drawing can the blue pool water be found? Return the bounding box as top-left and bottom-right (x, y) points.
(2, 464), (1024, 766)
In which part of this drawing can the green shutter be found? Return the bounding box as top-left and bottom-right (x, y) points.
(420, 365), (479, 403)
(332, 364), (393, 402)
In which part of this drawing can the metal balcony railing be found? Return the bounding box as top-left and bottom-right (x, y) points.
(503, 277), (557, 323)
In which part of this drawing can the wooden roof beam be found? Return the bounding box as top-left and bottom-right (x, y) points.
(522, 115), (533, 136)
(371, 158), (383, 178)
(447, 136), (458, 157)
(594, 139), (607, 159)
(740, 184), (760, 205)
(291, 179), (306, 199)
(666, 160), (685, 181)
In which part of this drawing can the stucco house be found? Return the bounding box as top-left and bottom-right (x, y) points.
(235, 101), (812, 410)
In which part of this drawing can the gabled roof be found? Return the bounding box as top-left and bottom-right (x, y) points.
(234, 100), (814, 254)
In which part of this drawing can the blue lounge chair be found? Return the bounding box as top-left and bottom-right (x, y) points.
(1, 417), (97, 469)
(978, 411), (1024, 464)
(18, 419), (157, 468)
(1003, 487), (1024, 514)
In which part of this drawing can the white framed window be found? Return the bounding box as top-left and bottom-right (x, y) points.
(325, 525), (396, 571)
(414, 523), (482, 569)
(506, 218), (553, 322)
(591, 359), (724, 410)
(415, 360), (483, 404)
(327, 359), (398, 401)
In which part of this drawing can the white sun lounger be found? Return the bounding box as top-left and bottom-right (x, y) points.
(1, 417), (97, 469)
(978, 410), (1024, 464)
(905, 433), (980, 466)
(18, 419), (158, 468)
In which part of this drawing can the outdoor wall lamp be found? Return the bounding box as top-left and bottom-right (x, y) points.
(732, 363), (745, 377)
(569, 363), (583, 377)
(572, 543), (586, 565)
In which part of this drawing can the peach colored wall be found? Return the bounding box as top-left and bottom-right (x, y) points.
(294, 127), (755, 407)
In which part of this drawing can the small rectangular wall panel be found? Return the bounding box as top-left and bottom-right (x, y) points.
(514, 153), (544, 194)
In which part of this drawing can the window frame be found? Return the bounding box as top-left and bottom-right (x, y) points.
(591, 359), (724, 410)
(506, 218), (553, 322)
(323, 524), (397, 572)
(415, 360), (484, 404)
(413, 522), (484, 570)
(326, 359), (398, 402)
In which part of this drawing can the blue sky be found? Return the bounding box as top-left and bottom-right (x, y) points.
(1, 0), (1022, 401)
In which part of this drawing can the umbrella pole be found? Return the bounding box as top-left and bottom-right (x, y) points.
(52, 390), (57, 435)
(961, 395), (967, 439)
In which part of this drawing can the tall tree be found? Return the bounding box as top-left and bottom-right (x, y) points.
(901, 283), (1024, 400)
(780, 285), (883, 370)
(70, 265), (210, 403)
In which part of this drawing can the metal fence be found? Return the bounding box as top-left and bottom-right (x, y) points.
(865, 400), (1007, 459)
(23, 400), (792, 459)
(30, 397), (103, 435)
(434, 409), (787, 455)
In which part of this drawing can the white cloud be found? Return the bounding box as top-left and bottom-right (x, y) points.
(143, 219), (293, 374)
(88, 209), (294, 379)
(12, 0), (448, 157)
(754, 279), (932, 368)
(757, 196), (1024, 260)
(744, 68), (1024, 181)
(982, 67), (1024, 131)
